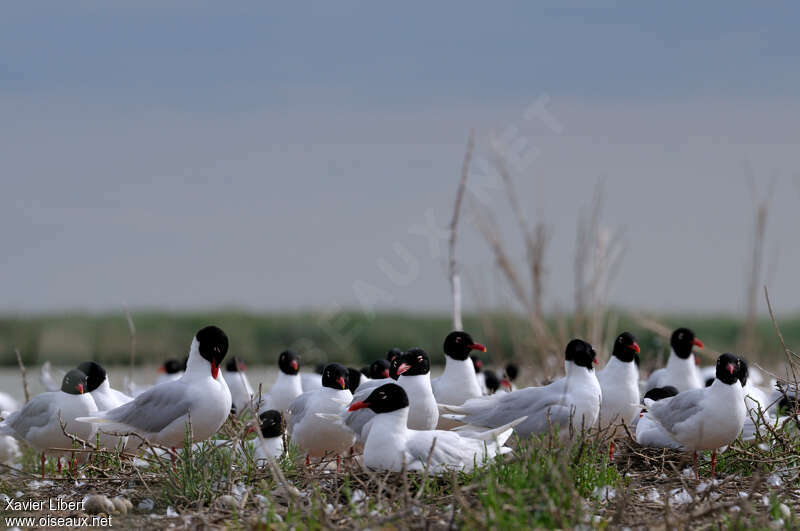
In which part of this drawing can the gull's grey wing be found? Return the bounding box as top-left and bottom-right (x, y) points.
(103, 383), (191, 434)
(648, 388), (704, 434)
(287, 391), (314, 437)
(7, 394), (55, 437)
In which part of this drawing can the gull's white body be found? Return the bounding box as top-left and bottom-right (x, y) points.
(0, 435), (21, 464)
(432, 357), (483, 406)
(361, 406), (517, 473)
(635, 411), (683, 449)
(288, 387), (355, 457)
(301, 373), (323, 392)
(261, 372), (303, 414)
(0, 390), (97, 456)
(645, 379), (746, 451)
(442, 361), (601, 439)
(253, 435), (284, 462)
(596, 357), (640, 431)
(0, 392), (20, 415)
(89, 378), (133, 449)
(646, 349), (703, 393)
(77, 340), (232, 448)
(224, 369), (255, 414)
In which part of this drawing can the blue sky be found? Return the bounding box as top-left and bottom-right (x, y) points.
(3, 2), (800, 314)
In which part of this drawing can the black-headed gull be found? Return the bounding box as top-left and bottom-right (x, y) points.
(345, 349), (438, 444)
(441, 339), (602, 439)
(223, 357), (255, 415)
(157, 358), (186, 384)
(349, 383), (519, 473)
(1, 369), (97, 477)
(386, 348), (404, 380)
(645, 327), (704, 392)
(597, 332), (641, 430)
(644, 353), (746, 476)
(288, 363), (355, 466)
(260, 350), (303, 414)
(431, 331), (486, 406)
(77, 326), (232, 449)
(635, 385), (682, 449)
(347, 368), (365, 393)
(77, 361), (132, 449)
(471, 355), (488, 395)
(253, 409), (284, 463)
(504, 362), (519, 391)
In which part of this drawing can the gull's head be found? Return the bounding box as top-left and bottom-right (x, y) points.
(504, 362), (519, 382)
(278, 350), (300, 375)
(368, 359), (391, 380)
(671, 327), (703, 360)
(76, 361), (107, 392)
(160, 358), (183, 375)
(643, 385), (678, 402)
(715, 353), (743, 385)
(322, 363), (349, 391)
(194, 325), (229, 380)
(348, 383), (409, 414)
(612, 332), (641, 366)
(470, 355), (483, 373)
(565, 339), (597, 371)
(62, 369), (89, 396)
(735, 356), (749, 387)
(396, 348), (430, 377)
(443, 331), (486, 361)
(347, 367), (363, 393)
(258, 409), (285, 439)
(386, 348), (404, 363)
(484, 370), (501, 394)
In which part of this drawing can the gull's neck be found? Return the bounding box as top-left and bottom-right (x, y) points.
(442, 356), (482, 392)
(399, 372), (432, 393)
(184, 340), (214, 381)
(666, 349), (695, 369)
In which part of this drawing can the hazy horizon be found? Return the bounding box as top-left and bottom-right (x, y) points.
(4, 3), (800, 316)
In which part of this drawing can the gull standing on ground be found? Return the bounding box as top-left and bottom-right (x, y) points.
(596, 332), (641, 460)
(645, 327), (704, 393)
(644, 353), (746, 476)
(431, 331), (487, 408)
(349, 383), (520, 473)
(0, 369), (97, 476)
(77, 326), (232, 449)
(441, 339), (602, 439)
(260, 350), (303, 414)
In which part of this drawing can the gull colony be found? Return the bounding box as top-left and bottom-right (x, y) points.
(0, 325), (785, 479)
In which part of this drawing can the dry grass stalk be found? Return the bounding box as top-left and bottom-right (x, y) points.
(124, 304), (137, 383)
(15, 347), (30, 402)
(448, 130), (475, 331)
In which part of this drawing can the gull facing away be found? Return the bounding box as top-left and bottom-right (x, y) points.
(644, 353), (746, 476)
(0, 369), (97, 476)
(441, 339), (602, 439)
(77, 361), (132, 450)
(349, 383), (521, 473)
(260, 350), (303, 414)
(77, 326), (232, 449)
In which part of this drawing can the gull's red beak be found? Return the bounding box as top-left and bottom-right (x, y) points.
(77, 383), (84, 394)
(396, 363), (411, 376)
(246, 425), (257, 434)
(211, 360), (219, 380)
(382, 369), (390, 378)
(629, 342), (641, 354)
(468, 343), (487, 353)
(158, 366), (166, 373)
(239, 362), (247, 371)
(593, 358), (599, 365)
(348, 401), (370, 412)
(693, 338), (704, 349)
(475, 360), (483, 369)
(726, 363), (735, 375)
(290, 360), (299, 372)
(501, 379), (512, 390)
(337, 376), (346, 390)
